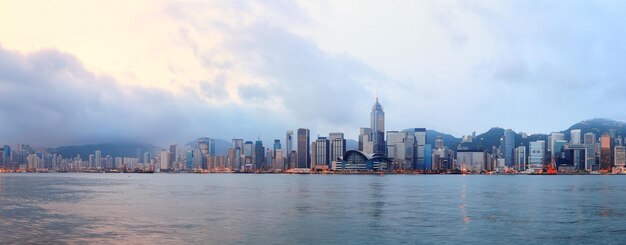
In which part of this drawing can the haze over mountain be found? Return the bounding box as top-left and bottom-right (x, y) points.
(49, 118), (626, 158)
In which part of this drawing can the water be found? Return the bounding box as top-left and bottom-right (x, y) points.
(1, 174), (625, 244)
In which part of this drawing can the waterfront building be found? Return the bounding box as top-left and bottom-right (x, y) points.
(550, 132), (565, 158)
(95, 150), (101, 169)
(335, 150), (391, 171)
(285, 131), (293, 165)
(315, 137), (330, 168)
(160, 150), (169, 171)
(424, 144), (432, 170)
(614, 146), (626, 172)
(584, 133), (597, 171)
(457, 150), (487, 173)
(503, 129), (515, 167)
(412, 128), (427, 170)
(529, 140), (545, 169)
(600, 133), (613, 171)
(515, 146), (527, 170)
(198, 137), (216, 156)
(329, 133), (346, 163)
(255, 140), (265, 169)
(169, 144), (177, 164)
(297, 128), (310, 168)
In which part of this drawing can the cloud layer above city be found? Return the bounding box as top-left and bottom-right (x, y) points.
(2, 1), (626, 147)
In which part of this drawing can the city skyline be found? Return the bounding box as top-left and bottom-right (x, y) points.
(3, 1), (626, 147)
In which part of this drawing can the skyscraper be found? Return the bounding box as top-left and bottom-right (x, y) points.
(297, 128), (310, 168)
(413, 128), (427, 170)
(273, 139), (281, 156)
(315, 137), (330, 167)
(584, 132), (597, 170)
(329, 133), (346, 162)
(160, 150), (169, 171)
(600, 133), (613, 171)
(255, 140), (265, 170)
(550, 132), (565, 158)
(285, 130), (293, 164)
(358, 127), (373, 154)
(370, 97), (385, 155)
(503, 129), (515, 167)
(528, 140), (545, 169)
(95, 150), (101, 169)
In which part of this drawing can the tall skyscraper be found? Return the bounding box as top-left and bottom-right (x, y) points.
(329, 133), (346, 162)
(503, 129), (515, 167)
(198, 137), (216, 156)
(273, 139), (281, 156)
(95, 150), (101, 169)
(160, 150), (169, 171)
(285, 130), (293, 164)
(600, 133), (613, 171)
(315, 137), (330, 167)
(584, 132), (597, 170)
(255, 140), (265, 170)
(297, 128), (310, 168)
(614, 146), (626, 170)
(413, 128), (427, 170)
(370, 97), (385, 155)
(169, 144), (177, 164)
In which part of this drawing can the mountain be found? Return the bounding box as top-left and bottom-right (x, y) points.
(52, 143), (162, 159)
(346, 139), (358, 150)
(563, 118), (626, 140)
(426, 130), (461, 148)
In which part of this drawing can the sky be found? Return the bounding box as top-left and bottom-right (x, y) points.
(2, 0), (626, 147)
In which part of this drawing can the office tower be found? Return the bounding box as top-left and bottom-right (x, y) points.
(413, 128), (427, 170)
(232, 139), (244, 169)
(3, 145), (10, 168)
(329, 133), (346, 162)
(550, 132), (565, 158)
(297, 128), (310, 168)
(584, 132), (597, 170)
(614, 146), (626, 170)
(143, 152), (150, 165)
(273, 139), (281, 156)
(289, 151), (297, 169)
(554, 140), (567, 161)
(95, 150), (101, 169)
(243, 141), (253, 167)
(600, 133), (612, 171)
(386, 131), (408, 167)
(310, 141), (316, 168)
(529, 140), (545, 169)
(424, 144), (432, 170)
(371, 97), (385, 155)
(255, 140), (265, 169)
(515, 146), (527, 170)
(89, 154), (95, 169)
(285, 131), (293, 164)
(584, 133), (596, 145)
(160, 150), (169, 171)
(359, 127), (373, 153)
(274, 149), (284, 170)
(169, 144), (177, 164)
(315, 137), (330, 167)
(503, 129), (515, 167)
(186, 149), (193, 170)
(571, 129), (582, 144)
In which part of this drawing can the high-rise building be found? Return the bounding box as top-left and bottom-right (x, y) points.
(3, 145), (10, 168)
(285, 131), (293, 164)
(614, 146), (626, 170)
(297, 128), (310, 168)
(435, 136), (444, 149)
(329, 133), (346, 163)
(571, 129), (582, 144)
(169, 144), (177, 164)
(515, 146), (527, 170)
(255, 140), (265, 170)
(413, 128), (427, 170)
(600, 133), (613, 171)
(358, 127), (373, 153)
(198, 138), (216, 156)
(529, 140), (545, 169)
(315, 137), (330, 167)
(273, 140), (281, 156)
(503, 129), (515, 167)
(370, 97), (385, 155)
(186, 149), (193, 170)
(160, 150), (169, 171)
(95, 150), (101, 169)
(584, 132), (597, 171)
(550, 132), (565, 158)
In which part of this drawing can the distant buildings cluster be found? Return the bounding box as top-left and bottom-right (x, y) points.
(1, 97), (625, 174)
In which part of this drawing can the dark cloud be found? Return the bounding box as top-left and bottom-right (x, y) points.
(0, 46), (287, 147)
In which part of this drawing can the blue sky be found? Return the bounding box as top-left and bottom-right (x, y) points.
(1, 1), (626, 147)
